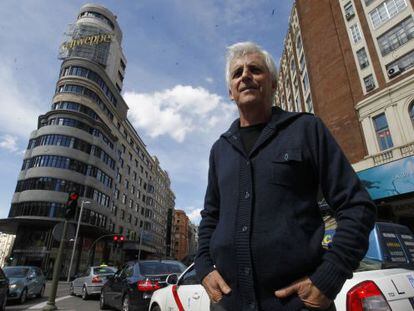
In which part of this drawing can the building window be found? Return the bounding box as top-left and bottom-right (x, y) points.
(373, 113), (394, 150)
(302, 72), (310, 92)
(386, 49), (414, 74)
(299, 54), (306, 73)
(344, 2), (355, 20)
(306, 95), (314, 113)
(378, 17), (414, 56)
(356, 48), (370, 69)
(410, 103), (414, 127)
(290, 59), (296, 74)
(120, 59), (126, 71)
(122, 194), (127, 204)
(296, 34), (303, 52)
(364, 75), (376, 92)
(370, 0), (407, 29)
(350, 24), (362, 43)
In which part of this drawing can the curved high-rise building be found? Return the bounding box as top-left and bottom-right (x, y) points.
(2, 4), (175, 276)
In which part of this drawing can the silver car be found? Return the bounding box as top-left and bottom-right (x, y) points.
(70, 265), (117, 300)
(3, 266), (45, 304)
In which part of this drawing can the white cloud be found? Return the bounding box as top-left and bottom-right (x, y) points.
(0, 61), (43, 138)
(205, 77), (214, 84)
(0, 135), (18, 152)
(186, 207), (203, 225)
(124, 85), (236, 143)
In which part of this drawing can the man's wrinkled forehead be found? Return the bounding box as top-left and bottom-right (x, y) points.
(230, 52), (268, 70)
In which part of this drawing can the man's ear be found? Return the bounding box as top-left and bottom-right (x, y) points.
(228, 88), (234, 101)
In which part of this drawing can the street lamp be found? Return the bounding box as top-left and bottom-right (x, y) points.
(66, 200), (90, 282)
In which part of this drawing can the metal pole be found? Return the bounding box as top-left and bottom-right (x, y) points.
(66, 200), (89, 282)
(43, 220), (68, 311)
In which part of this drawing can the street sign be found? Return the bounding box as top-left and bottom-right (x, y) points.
(52, 222), (76, 241)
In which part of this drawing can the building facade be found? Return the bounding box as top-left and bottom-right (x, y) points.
(173, 210), (189, 261)
(0, 233), (16, 267)
(276, 0), (414, 228)
(0, 4), (175, 277)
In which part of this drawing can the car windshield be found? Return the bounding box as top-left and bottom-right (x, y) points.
(4, 267), (30, 278)
(93, 267), (117, 275)
(139, 261), (186, 275)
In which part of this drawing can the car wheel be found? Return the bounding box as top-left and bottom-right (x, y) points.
(151, 305), (161, 311)
(69, 283), (75, 296)
(99, 290), (108, 310)
(36, 285), (45, 298)
(81, 286), (89, 300)
(122, 295), (129, 311)
(19, 288), (27, 304)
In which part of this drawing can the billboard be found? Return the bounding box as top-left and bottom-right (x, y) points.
(59, 24), (112, 66)
(357, 155), (414, 200)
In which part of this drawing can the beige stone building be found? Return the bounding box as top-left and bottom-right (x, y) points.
(276, 0), (414, 228)
(0, 233), (16, 267)
(0, 4), (175, 276)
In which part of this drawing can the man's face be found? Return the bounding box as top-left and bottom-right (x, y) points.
(228, 52), (276, 109)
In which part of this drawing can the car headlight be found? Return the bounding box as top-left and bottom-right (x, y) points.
(9, 284), (17, 289)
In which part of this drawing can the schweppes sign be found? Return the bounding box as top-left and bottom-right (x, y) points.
(62, 33), (112, 50)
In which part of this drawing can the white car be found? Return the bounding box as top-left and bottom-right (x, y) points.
(149, 263), (209, 311)
(150, 222), (414, 311)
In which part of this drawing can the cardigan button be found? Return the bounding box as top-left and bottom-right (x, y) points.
(244, 267), (251, 275)
(242, 225), (248, 232)
(244, 191), (250, 199)
(284, 153), (289, 161)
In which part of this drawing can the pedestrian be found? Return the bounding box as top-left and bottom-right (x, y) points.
(194, 42), (376, 311)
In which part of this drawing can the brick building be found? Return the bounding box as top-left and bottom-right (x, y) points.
(276, 0), (414, 228)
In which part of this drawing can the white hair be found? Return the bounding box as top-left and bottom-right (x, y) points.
(225, 41), (278, 90)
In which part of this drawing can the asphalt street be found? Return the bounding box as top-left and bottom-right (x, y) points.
(5, 281), (101, 311)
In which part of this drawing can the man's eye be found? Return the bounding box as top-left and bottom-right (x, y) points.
(232, 69), (242, 78)
(250, 66), (262, 73)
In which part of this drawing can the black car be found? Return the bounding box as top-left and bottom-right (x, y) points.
(0, 268), (9, 311)
(100, 260), (186, 311)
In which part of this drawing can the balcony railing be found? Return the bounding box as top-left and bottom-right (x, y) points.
(361, 142), (414, 168)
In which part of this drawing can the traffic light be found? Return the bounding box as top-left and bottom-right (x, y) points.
(65, 191), (79, 220)
(113, 235), (125, 249)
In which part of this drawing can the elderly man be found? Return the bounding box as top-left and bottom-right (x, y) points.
(195, 42), (376, 311)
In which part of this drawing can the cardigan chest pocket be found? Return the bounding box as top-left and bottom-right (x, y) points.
(270, 149), (303, 187)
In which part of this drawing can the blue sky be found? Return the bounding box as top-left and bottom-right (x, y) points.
(0, 1), (293, 224)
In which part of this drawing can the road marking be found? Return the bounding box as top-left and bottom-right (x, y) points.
(28, 295), (72, 309)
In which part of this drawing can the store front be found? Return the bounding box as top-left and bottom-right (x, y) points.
(357, 155), (414, 231)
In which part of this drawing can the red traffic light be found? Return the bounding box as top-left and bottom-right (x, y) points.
(119, 236), (125, 241)
(69, 192), (79, 200)
(113, 235), (119, 241)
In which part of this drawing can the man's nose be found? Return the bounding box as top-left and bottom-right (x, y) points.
(241, 67), (252, 80)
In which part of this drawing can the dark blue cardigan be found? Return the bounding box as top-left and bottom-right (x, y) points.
(195, 107), (376, 311)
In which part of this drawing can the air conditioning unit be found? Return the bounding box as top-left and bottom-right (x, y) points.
(345, 12), (355, 20)
(366, 82), (375, 92)
(387, 65), (401, 78)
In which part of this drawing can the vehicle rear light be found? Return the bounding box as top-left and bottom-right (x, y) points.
(346, 280), (391, 311)
(137, 279), (161, 292)
(91, 276), (102, 283)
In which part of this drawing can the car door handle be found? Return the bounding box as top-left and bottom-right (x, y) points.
(192, 293), (200, 300)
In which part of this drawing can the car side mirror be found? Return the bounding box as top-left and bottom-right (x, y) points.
(166, 273), (178, 285)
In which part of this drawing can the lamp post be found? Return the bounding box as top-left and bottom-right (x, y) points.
(66, 200), (90, 282)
